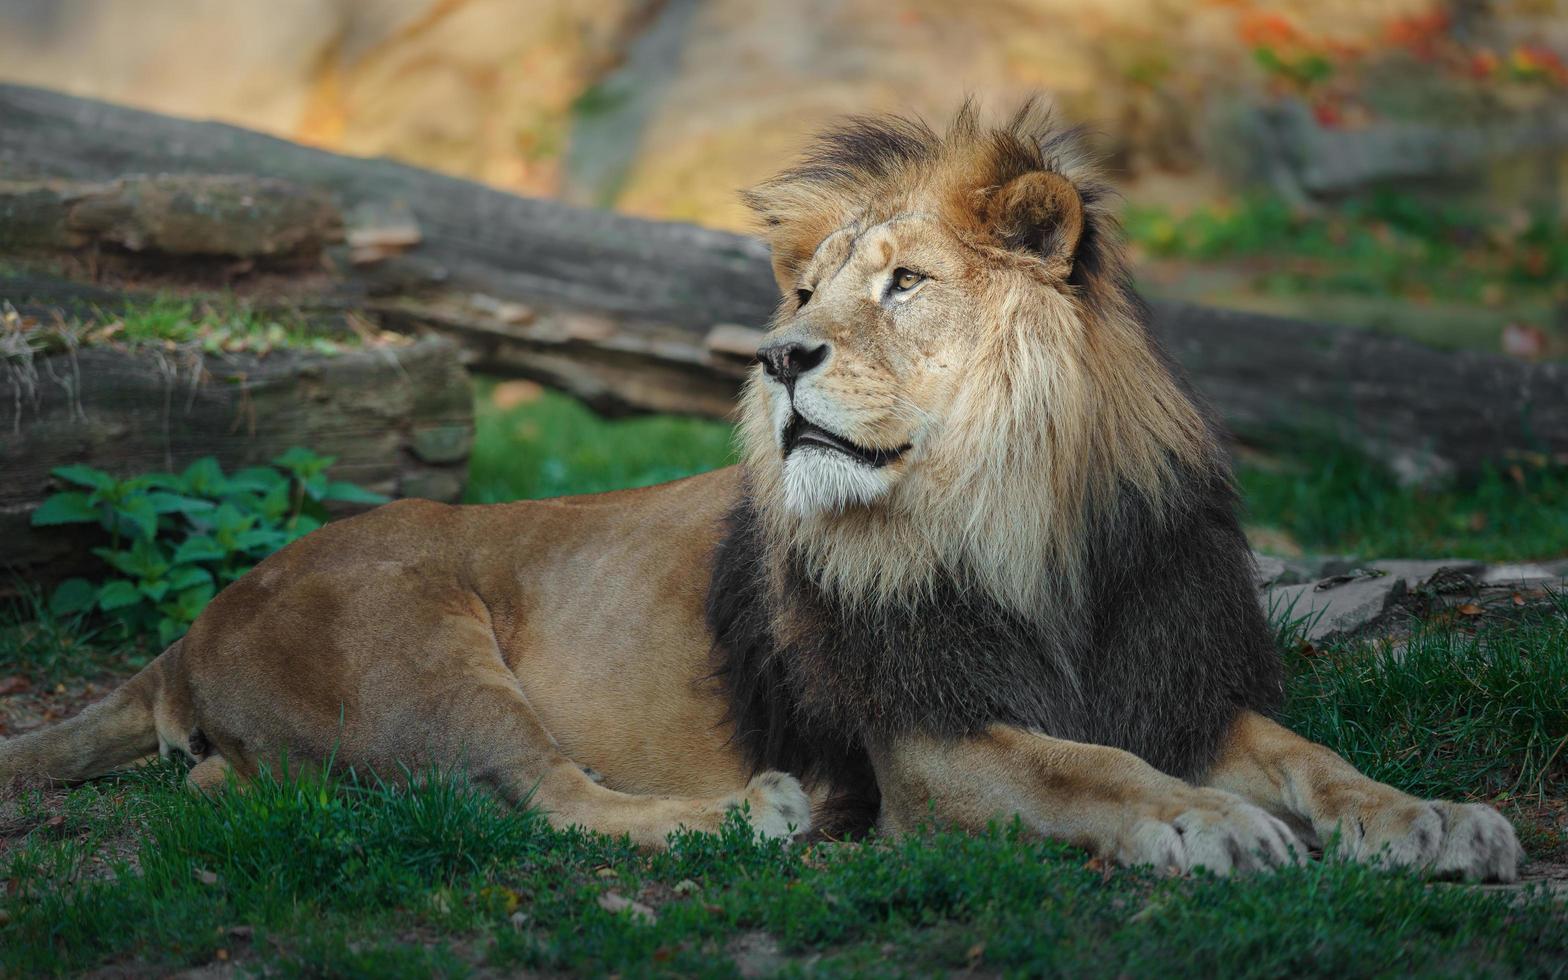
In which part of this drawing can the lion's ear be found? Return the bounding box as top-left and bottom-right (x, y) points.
(767, 239), (810, 296)
(984, 171), (1084, 275)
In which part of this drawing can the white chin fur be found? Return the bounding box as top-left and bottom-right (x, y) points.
(782, 447), (893, 516)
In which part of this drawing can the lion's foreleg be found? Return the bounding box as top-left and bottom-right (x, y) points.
(870, 725), (1301, 875)
(1203, 711), (1521, 881)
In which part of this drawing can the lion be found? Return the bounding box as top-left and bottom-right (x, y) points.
(0, 103), (1521, 880)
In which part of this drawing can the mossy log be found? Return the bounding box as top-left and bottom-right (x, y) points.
(2, 82), (1566, 483)
(0, 337), (473, 588)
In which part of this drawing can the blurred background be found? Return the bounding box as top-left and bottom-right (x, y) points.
(4, 0), (1566, 347)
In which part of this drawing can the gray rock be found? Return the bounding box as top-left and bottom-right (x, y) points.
(1481, 563), (1564, 586)
(1366, 559), (1485, 589)
(1264, 575), (1407, 643)
(1250, 552), (1287, 589)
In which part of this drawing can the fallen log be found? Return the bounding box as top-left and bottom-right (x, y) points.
(2, 82), (1565, 481)
(0, 334), (473, 586)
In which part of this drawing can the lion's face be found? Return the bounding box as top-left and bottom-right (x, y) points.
(749, 212), (986, 516)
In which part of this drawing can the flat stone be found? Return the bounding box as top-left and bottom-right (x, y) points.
(1264, 575), (1407, 643)
(1276, 555), (1350, 586)
(1481, 563), (1563, 586)
(1366, 559), (1486, 589)
(1250, 552), (1287, 589)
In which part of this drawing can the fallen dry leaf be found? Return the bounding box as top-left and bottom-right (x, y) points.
(1457, 603), (1484, 617)
(1513, 592), (1527, 606)
(193, 868), (219, 886)
(0, 675), (30, 696)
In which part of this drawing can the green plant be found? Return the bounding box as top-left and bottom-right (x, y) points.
(30, 451), (388, 644)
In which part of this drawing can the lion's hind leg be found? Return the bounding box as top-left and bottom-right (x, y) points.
(1204, 711), (1521, 882)
(396, 614), (810, 849)
(452, 681), (811, 847)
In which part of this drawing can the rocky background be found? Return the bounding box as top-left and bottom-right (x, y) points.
(0, 0), (1561, 221)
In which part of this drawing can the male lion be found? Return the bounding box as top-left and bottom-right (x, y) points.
(1, 105), (1521, 880)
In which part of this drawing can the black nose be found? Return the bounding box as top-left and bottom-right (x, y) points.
(756, 342), (829, 386)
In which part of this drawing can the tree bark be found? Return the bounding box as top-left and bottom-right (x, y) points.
(2, 82), (1565, 481)
(0, 336), (473, 586)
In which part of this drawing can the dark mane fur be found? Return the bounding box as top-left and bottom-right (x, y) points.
(706, 462), (1283, 827)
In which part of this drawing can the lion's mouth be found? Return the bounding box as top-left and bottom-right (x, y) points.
(783, 414), (908, 467)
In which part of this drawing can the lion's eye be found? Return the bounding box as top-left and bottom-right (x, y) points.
(891, 268), (925, 293)
(796, 288), (813, 308)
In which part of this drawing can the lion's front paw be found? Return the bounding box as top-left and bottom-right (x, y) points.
(1328, 796), (1521, 882)
(1116, 788), (1304, 876)
(734, 770), (812, 840)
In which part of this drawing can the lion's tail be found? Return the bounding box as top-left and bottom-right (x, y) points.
(0, 641), (189, 787)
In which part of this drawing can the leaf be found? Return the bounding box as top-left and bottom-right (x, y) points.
(321, 481), (390, 505)
(181, 457), (228, 497)
(273, 447), (334, 478)
(299, 473), (329, 502)
(113, 496), (159, 541)
(1457, 602), (1484, 617)
(138, 580), (171, 602)
(0, 675), (30, 696)
(227, 467), (286, 493)
(49, 577), (98, 615)
(158, 618), (187, 645)
(97, 580), (144, 612)
(50, 464), (116, 491)
(256, 483), (293, 522)
(144, 492), (217, 516)
(211, 503), (256, 537)
(30, 492), (101, 526)
(287, 515), (323, 536)
(171, 583), (216, 618)
(173, 535), (227, 564)
(234, 529), (288, 553)
(167, 566), (214, 591)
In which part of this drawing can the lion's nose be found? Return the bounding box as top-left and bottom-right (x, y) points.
(756, 342), (829, 386)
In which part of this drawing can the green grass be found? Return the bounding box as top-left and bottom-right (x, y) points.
(464, 382), (737, 503)
(3, 729), (1565, 977)
(1238, 439), (1568, 560)
(1124, 191), (1568, 312)
(469, 385), (1568, 561)
(3, 297), (354, 361)
(1281, 597), (1568, 804)
(0, 587), (148, 686)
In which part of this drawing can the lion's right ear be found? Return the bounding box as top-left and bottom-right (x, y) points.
(982, 171), (1084, 277)
(743, 185), (831, 297)
(764, 233), (813, 296)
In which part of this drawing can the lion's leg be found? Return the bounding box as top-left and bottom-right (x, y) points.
(457, 685), (809, 847)
(871, 725), (1301, 875)
(185, 754), (239, 796)
(1203, 711), (1521, 882)
(401, 619), (810, 849)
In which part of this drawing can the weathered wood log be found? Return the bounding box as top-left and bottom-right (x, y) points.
(2, 82), (1565, 481)
(0, 336), (473, 586)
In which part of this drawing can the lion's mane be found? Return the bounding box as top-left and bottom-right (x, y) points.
(707, 104), (1281, 827)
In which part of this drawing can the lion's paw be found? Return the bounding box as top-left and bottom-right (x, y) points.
(1116, 789), (1304, 876)
(734, 771), (812, 840)
(1329, 797), (1521, 882)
